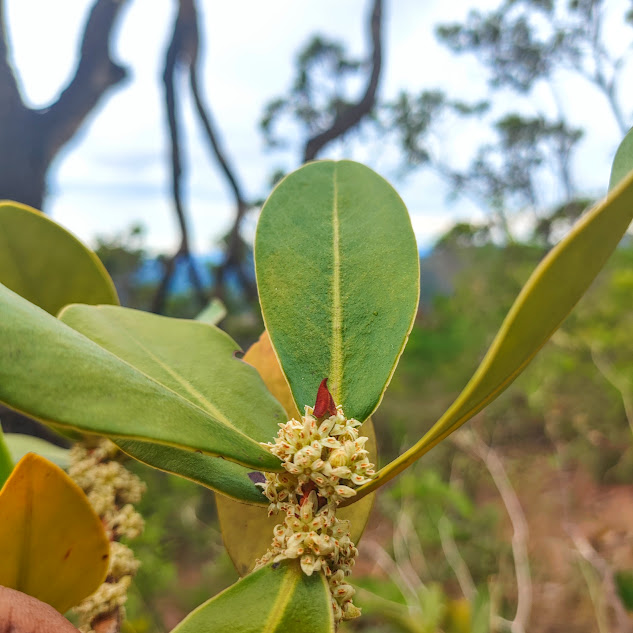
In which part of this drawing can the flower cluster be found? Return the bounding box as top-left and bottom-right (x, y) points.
(256, 403), (374, 625)
(68, 439), (145, 633)
(259, 404), (375, 511)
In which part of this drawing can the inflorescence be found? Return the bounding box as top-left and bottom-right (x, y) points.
(68, 439), (145, 633)
(255, 397), (375, 625)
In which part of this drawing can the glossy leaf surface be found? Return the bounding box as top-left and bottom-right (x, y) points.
(256, 160), (419, 423)
(0, 288), (283, 472)
(218, 331), (376, 575)
(0, 454), (109, 613)
(0, 201), (118, 314)
(171, 561), (334, 633)
(352, 166), (633, 501)
(4, 433), (70, 469)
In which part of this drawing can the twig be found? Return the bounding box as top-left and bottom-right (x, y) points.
(362, 539), (421, 612)
(188, 12), (256, 302)
(38, 0), (130, 163)
(567, 528), (632, 633)
(438, 515), (476, 601)
(393, 509), (425, 596)
(152, 0), (206, 314)
(453, 428), (532, 633)
(303, 0), (383, 162)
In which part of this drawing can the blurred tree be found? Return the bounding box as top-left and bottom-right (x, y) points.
(376, 0), (631, 243)
(260, 0), (382, 178)
(0, 0), (129, 209)
(153, 0), (382, 312)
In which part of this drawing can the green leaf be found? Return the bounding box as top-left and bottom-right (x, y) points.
(3, 434), (70, 469)
(350, 165), (633, 501)
(256, 160), (419, 423)
(0, 286), (284, 477)
(171, 561), (334, 633)
(0, 201), (118, 314)
(609, 126), (633, 191)
(195, 298), (227, 325)
(0, 425), (12, 487)
(116, 439), (268, 504)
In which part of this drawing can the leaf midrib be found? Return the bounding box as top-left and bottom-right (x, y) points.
(54, 306), (266, 452)
(330, 166), (343, 402)
(262, 569), (298, 632)
(105, 319), (238, 432)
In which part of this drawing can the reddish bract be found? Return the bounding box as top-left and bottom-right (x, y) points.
(313, 378), (337, 418)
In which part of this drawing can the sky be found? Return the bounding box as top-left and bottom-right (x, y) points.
(4, 0), (632, 254)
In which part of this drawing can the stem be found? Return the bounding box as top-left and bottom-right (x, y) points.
(453, 429), (532, 633)
(438, 515), (476, 601)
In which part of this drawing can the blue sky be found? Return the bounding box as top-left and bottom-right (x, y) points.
(4, 0), (632, 253)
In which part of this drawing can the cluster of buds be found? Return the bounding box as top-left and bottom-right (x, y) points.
(256, 380), (374, 626)
(68, 439), (146, 633)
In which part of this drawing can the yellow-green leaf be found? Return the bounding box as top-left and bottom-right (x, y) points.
(0, 453), (109, 613)
(171, 561), (334, 633)
(352, 160), (633, 500)
(0, 201), (118, 314)
(255, 161), (419, 423)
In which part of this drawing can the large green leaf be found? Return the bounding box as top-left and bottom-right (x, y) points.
(350, 162), (633, 501)
(171, 561), (334, 633)
(0, 201), (118, 314)
(255, 160), (419, 423)
(0, 286), (283, 474)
